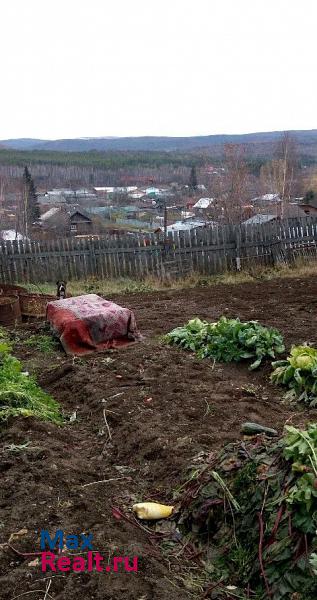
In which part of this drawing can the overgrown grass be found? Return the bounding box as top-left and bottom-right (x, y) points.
(18, 260), (317, 297)
(0, 327), (13, 355)
(24, 278), (156, 296)
(23, 273), (253, 297)
(0, 329), (62, 425)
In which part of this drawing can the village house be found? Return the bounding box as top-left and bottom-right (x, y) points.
(68, 208), (93, 235)
(145, 187), (161, 197)
(128, 191), (145, 200)
(242, 214), (277, 226)
(94, 186), (138, 197)
(299, 195), (317, 215)
(39, 206), (93, 236)
(249, 193), (281, 209)
(242, 203), (306, 226)
(120, 205), (143, 220)
(193, 198), (215, 213)
(38, 188), (97, 206)
(0, 207), (17, 227)
(167, 219), (218, 232)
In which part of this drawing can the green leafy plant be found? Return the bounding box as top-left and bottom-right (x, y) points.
(283, 424), (317, 532)
(271, 346), (317, 407)
(122, 281), (153, 293)
(0, 351), (62, 425)
(84, 281), (100, 293)
(0, 327), (12, 354)
(0, 341), (12, 355)
(165, 316), (284, 369)
(24, 334), (58, 353)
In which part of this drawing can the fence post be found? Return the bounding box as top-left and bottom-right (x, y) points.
(235, 226), (241, 271)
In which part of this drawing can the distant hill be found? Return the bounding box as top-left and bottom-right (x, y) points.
(2, 130), (317, 154)
(2, 138), (48, 150)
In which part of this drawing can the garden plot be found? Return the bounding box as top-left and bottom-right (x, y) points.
(1, 275), (317, 599)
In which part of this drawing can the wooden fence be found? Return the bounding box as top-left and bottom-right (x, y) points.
(1, 216), (317, 284)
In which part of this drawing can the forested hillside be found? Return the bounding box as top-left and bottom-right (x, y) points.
(2, 129), (317, 154)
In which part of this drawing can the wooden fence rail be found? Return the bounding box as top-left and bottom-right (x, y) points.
(1, 216), (317, 283)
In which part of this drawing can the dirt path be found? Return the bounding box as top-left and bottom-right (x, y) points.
(1, 276), (317, 599)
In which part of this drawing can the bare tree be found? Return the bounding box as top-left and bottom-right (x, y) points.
(260, 132), (298, 217)
(15, 167), (40, 238)
(213, 144), (250, 224)
(276, 132), (298, 202)
(0, 175), (6, 208)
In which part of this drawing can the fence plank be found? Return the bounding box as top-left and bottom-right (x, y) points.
(1, 216), (317, 283)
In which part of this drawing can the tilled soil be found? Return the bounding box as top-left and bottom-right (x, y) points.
(1, 276), (317, 600)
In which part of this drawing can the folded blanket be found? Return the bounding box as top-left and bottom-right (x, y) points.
(46, 294), (140, 355)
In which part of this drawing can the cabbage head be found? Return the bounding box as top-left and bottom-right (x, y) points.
(288, 346), (317, 371)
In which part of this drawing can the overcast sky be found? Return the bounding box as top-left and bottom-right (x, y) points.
(1, 0), (316, 140)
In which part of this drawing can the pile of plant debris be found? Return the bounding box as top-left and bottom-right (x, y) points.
(174, 424), (317, 599)
(165, 317), (285, 370)
(0, 329), (62, 424)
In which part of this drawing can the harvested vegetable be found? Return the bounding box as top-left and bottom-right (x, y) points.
(132, 502), (174, 520)
(271, 345), (317, 407)
(241, 421), (278, 436)
(165, 316), (284, 369)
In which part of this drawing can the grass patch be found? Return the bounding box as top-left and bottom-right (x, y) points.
(24, 278), (157, 296)
(0, 350), (62, 425)
(14, 258), (317, 297)
(23, 272), (258, 295)
(0, 327), (13, 355)
(25, 334), (59, 353)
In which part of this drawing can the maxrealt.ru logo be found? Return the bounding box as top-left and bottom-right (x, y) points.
(40, 530), (138, 573)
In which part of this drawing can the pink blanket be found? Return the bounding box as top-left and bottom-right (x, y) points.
(46, 294), (140, 355)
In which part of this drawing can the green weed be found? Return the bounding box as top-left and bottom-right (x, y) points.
(0, 352), (62, 425)
(25, 334), (59, 353)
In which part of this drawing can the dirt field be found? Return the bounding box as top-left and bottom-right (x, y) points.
(1, 275), (317, 600)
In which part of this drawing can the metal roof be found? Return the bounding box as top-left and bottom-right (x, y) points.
(121, 206), (140, 212)
(251, 193), (280, 203)
(242, 214), (276, 225)
(85, 206), (108, 215)
(66, 207), (91, 220)
(40, 207), (61, 221)
(193, 198), (214, 209)
(167, 220), (207, 232)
